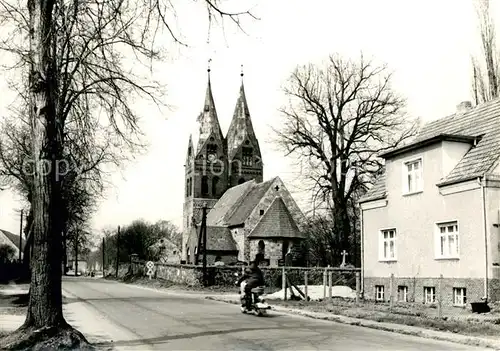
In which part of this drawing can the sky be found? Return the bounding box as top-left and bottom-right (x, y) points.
(0, 0), (491, 236)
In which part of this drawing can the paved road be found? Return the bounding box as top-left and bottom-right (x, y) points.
(62, 277), (488, 351)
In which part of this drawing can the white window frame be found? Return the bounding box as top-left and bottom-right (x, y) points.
(453, 287), (467, 306)
(424, 286), (436, 304)
(435, 221), (459, 259)
(402, 156), (423, 195)
(397, 285), (408, 302)
(379, 228), (397, 261)
(375, 285), (385, 301)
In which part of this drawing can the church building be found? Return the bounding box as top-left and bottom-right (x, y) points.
(182, 67), (305, 266)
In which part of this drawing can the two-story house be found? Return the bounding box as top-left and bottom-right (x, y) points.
(359, 100), (500, 306)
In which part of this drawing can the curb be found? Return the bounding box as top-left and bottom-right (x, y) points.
(205, 296), (500, 350)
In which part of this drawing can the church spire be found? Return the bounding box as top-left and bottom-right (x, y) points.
(196, 59), (224, 155)
(226, 67), (261, 161)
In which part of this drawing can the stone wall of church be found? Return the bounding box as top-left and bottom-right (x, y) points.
(230, 228), (246, 262)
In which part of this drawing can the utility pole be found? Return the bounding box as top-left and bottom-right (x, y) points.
(115, 226), (120, 277)
(18, 209), (23, 262)
(201, 204), (208, 287)
(102, 237), (105, 275)
(74, 229), (78, 276)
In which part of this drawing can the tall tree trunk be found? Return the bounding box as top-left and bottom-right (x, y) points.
(24, 0), (65, 329)
(331, 194), (351, 266)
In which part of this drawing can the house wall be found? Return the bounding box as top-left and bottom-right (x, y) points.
(361, 141), (500, 302)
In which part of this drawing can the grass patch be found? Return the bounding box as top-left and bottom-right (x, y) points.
(271, 299), (500, 339)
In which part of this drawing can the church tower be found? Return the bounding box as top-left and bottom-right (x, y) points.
(226, 68), (263, 187)
(181, 65), (264, 262)
(182, 66), (227, 262)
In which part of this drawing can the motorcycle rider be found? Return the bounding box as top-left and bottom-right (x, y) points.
(237, 253), (265, 309)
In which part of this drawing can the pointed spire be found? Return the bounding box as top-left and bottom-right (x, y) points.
(196, 60), (224, 155)
(226, 67), (261, 161)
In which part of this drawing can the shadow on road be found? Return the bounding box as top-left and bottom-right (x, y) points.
(93, 325), (292, 348)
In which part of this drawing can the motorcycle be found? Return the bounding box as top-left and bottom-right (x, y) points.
(234, 272), (271, 317)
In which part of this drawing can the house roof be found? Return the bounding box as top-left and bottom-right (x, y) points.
(378, 134), (478, 159)
(206, 177), (277, 227)
(0, 229), (24, 251)
(359, 98), (500, 203)
(249, 197), (304, 239)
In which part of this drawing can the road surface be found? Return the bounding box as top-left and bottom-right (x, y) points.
(62, 277), (488, 351)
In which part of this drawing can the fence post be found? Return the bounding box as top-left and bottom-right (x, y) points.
(282, 266), (287, 301)
(323, 267), (328, 299)
(389, 273), (395, 311)
(355, 271), (360, 304)
(304, 271), (308, 301)
(328, 271), (333, 299)
(438, 274), (443, 318)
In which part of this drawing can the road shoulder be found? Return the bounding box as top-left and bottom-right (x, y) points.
(206, 295), (500, 350)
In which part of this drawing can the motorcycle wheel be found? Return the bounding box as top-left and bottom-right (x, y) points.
(256, 309), (267, 317)
(240, 306), (247, 314)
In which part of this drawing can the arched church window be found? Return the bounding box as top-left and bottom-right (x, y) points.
(201, 176), (208, 195)
(242, 147), (253, 166)
(189, 177), (192, 196)
(188, 146), (192, 157)
(212, 176), (219, 196)
(232, 161), (241, 176)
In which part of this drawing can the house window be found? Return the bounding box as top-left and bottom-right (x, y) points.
(375, 285), (385, 301)
(424, 287), (435, 304)
(453, 288), (467, 306)
(403, 158), (423, 194)
(201, 176), (208, 195)
(242, 147), (253, 166)
(259, 209), (264, 216)
(379, 229), (396, 261)
(436, 221), (459, 259)
(397, 286), (408, 302)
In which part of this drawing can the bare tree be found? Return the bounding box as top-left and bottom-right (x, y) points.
(471, 0), (500, 104)
(0, 0), (256, 348)
(274, 53), (418, 266)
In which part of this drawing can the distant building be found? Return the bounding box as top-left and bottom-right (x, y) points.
(0, 229), (24, 261)
(182, 67), (305, 266)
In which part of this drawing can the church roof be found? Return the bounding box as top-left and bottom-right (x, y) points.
(249, 197), (304, 239)
(226, 80), (261, 160)
(195, 74), (224, 155)
(206, 177), (276, 227)
(188, 226), (238, 252)
(206, 226), (238, 251)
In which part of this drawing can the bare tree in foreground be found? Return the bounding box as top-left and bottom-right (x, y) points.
(0, 0), (256, 348)
(471, 0), (500, 104)
(275, 53), (418, 266)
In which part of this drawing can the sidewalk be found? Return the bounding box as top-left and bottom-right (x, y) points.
(206, 294), (500, 350)
(0, 284), (148, 351)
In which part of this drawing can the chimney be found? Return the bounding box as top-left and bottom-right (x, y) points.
(456, 101), (472, 114)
